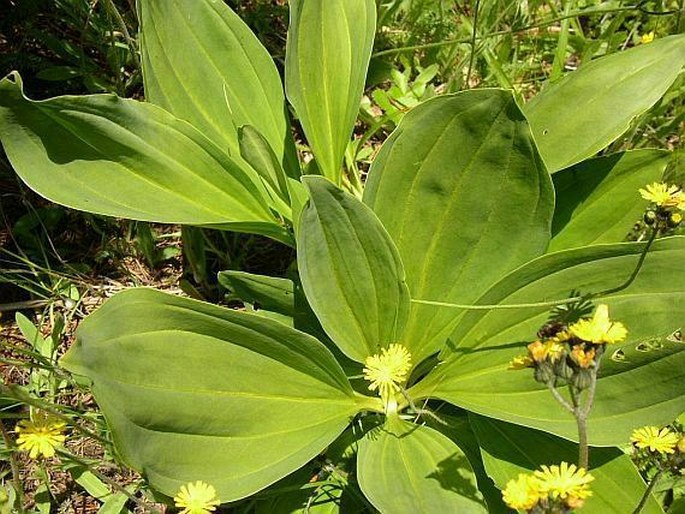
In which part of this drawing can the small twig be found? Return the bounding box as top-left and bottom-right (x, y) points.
(546, 381), (574, 414)
(0, 420), (25, 512)
(465, 0), (481, 88)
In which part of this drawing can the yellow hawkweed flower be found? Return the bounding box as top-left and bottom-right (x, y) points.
(509, 355), (534, 370)
(527, 340), (564, 362)
(173, 481), (221, 514)
(639, 182), (682, 208)
(502, 473), (541, 511)
(363, 344), (411, 403)
(640, 31), (655, 44)
(15, 411), (67, 459)
(568, 304), (627, 345)
(630, 426), (680, 455)
(571, 346), (596, 368)
(534, 462), (594, 502)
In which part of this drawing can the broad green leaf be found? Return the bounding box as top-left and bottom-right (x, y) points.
(0, 73), (291, 242)
(364, 90), (554, 364)
(298, 176), (410, 362)
(410, 238), (685, 445)
(470, 415), (663, 514)
(525, 35), (685, 172)
(217, 270), (294, 317)
(285, 0), (376, 183)
(426, 412), (510, 514)
(357, 416), (487, 513)
(61, 288), (361, 502)
(138, 0), (298, 175)
(550, 150), (670, 251)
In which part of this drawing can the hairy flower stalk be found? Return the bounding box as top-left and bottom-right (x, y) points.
(363, 344), (412, 414)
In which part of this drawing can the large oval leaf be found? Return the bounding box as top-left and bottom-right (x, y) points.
(550, 150), (670, 252)
(61, 288), (360, 502)
(470, 415), (663, 514)
(524, 34), (685, 172)
(410, 238), (685, 445)
(364, 90), (554, 364)
(297, 176), (410, 362)
(138, 0), (299, 175)
(0, 73), (291, 240)
(285, 0), (376, 184)
(357, 416), (487, 513)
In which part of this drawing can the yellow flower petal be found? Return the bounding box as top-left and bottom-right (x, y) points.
(174, 481), (221, 514)
(534, 462), (594, 501)
(639, 182), (681, 207)
(502, 473), (541, 510)
(15, 411), (67, 460)
(568, 304), (627, 345)
(630, 426), (679, 455)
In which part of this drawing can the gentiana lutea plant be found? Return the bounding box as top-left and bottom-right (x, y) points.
(1, 0), (685, 512)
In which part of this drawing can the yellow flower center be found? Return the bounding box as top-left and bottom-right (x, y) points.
(363, 344), (412, 411)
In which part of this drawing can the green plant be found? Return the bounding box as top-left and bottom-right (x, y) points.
(1, 0), (685, 512)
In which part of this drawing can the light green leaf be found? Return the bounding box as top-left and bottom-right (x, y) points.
(217, 270), (294, 317)
(470, 415), (663, 514)
(239, 125), (291, 204)
(364, 90), (554, 364)
(61, 288), (360, 502)
(0, 73), (290, 241)
(138, 0), (298, 175)
(524, 35), (685, 172)
(285, 0), (376, 183)
(298, 176), (410, 362)
(357, 416), (487, 513)
(410, 238), (685, 445)
(550, 150), (670, 251)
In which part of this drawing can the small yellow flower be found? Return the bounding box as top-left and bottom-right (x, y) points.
(502, 473), (541, 511)
(15, 411), (67, 459)
(640, 31), (655, 44)
(534, 462), (594, 501)
(630, 426), (680, 455)
(678, 436), (685, 454)
(571, 346), (596, 368)
(568, 304), (627, 345)
(639, 182), (682, 208)
(509, 355), (534, 370)
(363, 344), (412, 401)
(174, 481), (221, 514)
(527, 340), (564, 362)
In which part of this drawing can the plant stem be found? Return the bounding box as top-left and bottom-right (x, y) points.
(0, 420), (25, 512)
(465, 0), (481, 88)
(546, 381), (575, 413)
(633, 469), (663, 514)
(593, 227), (657, 297)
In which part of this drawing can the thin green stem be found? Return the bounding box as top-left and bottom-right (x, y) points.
(411, 296), (585, 311)
(373, 5), (653, 58)
(593, 227), (657, 298)
(465, 0), (481, 88)
(633, 468), (664, 514)
(103, 0), (140, 68)
(0, 420), (25, 512)
(546, 381), (574, 413)
(58, 450), (160, 513)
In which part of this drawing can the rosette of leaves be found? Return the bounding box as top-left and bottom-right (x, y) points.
(1, 0), (685, 512)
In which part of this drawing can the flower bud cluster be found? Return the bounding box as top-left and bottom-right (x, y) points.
(509, 305), (627, 391)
